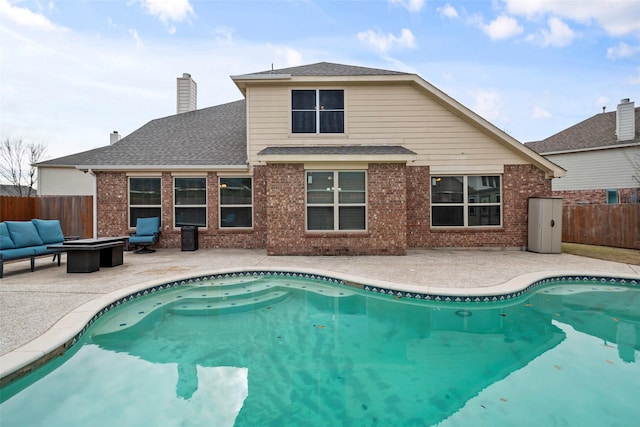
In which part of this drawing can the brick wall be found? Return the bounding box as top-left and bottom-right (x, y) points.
(554, 188), (640, 205)
(407, 164), (551, 249)
(265, 163), (407, 255)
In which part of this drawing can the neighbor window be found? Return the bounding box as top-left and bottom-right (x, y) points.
(431, 175), (501, 227)
(292, 89), (344, 133)
(219, 177), (252, 228)
(129, 177), (161, 227)
(174, 177), (207, 228)
(606, 189), (619, 204)
(306, 171), (366, 231)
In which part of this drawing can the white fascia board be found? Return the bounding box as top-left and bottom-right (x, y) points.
(257, 153), (417, 164)
(538, 141), (640, 156)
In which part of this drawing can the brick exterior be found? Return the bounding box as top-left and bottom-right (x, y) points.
(265, 163), (407, 255)
(554, 188), (640, 205)
(407, 164), (551, 249)
(95, 163), (551, 254)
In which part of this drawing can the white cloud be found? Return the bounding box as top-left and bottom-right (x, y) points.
(388, 0), (426, 13)
(502, 0), (640, 37)
(438, 4), (459, 20)
(129, 29), (143, 48)
(0, 0), (67, 31)
(135, 0), (194, 23)
(526, 17), (576, 47)
(532, 106), (552, 119)
(358, 28), (416, 53)
(607, 41), (640, 59)
(481, 15), (523, 40)
(472, 89), (505, 122)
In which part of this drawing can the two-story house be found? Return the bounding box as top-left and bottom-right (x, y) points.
(38, 62), (564, 255)
(527, 98), (639, 205)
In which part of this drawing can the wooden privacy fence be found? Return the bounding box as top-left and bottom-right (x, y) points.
(0, 196), (93, 238)
(562, 204), (640, 249)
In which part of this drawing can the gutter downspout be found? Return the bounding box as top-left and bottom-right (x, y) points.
(88, 168), (98, 239)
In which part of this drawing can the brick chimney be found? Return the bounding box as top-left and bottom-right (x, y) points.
(616, 98), (635, 141)
(177, 73), (197, 114)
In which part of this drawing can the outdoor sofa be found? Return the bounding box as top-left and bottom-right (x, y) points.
(0, 219), (75, 278)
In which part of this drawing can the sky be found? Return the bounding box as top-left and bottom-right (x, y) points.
(1, 0), (639, 162)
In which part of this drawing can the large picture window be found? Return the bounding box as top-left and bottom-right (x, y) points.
(129, 177), (161, 227)
(219, 177), (252, 228)
(292, 89), (344, 133)
(174, 177), (207, 227)
(306, 171), (366, 231)
(431, 175), (501, 227)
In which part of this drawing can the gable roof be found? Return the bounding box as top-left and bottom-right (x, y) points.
(526, 107), (640, 154)
(239, 62), (410, 77)
(40, 100), (248, 171)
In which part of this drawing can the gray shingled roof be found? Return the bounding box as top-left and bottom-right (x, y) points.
(527, 107), (640, 154)
(243, 62), (410, 77)
(258, 145), (416, 156)
(40, 100), (247, 167)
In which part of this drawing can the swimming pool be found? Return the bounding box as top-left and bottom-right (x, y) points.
(1, 273), (639, 426)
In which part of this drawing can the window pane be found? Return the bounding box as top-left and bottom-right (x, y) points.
(319, 90), (344, 110)
(339, 206), (365, 230)
(338, 171), (365, 203)
(468, 176), (500, 203)
(307, 172), (334, 204)
(175, 178), (206, 205)
(129, 208), (161, 227)
(292, 111), (316, 133)
(431, 176), (463, 203)
(307, 207), (334, 230)
(319, 111), (344, 133)
(175, 207), (206, 227)
(431, 206), (463, 226)
(468, 206), (500, 226)
(220, 207), (252, 228)
(130, 178), (161, 205)
(220, 178), (252, 205)
(292, 90), (316, 110)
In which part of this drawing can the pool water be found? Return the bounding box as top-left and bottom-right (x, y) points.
(1, 276), (639, 426)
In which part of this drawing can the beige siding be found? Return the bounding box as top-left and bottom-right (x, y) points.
(247, 84), (528, 168)
(38, 167), (94, 196)
(548, 147), (639, 191)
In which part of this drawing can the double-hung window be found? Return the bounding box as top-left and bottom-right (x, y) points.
(219, 177), (253, 228)
(431, 175), (501, 227)
(174, 177), (207, 227)
(292, 89), (344, 133)
(306, 171), (366, 231)
(129, 177), (161, 227)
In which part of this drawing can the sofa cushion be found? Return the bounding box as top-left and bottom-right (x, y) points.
(0, 222), (15, 249)
(32, 219), (65, 244)
(33, 245), (60, 256)
(6, 221), (43, 248)
(0, 247), (36, 261)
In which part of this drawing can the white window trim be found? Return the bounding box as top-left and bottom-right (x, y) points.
(173, 176), (208, 229)
(218, 176), (254, 230)
(128, 177), (162, 229)
(430, 175), (502, 228)
(305, 170), (367, 232)
(291, 88), (345, 135)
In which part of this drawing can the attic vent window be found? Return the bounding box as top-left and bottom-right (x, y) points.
(292, 89), (344, 134)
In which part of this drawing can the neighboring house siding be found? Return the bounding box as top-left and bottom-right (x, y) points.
(38, 167), (94, 196)
(246, 84), (527, 168)
(407, 164), (551, 249)
(547, 147), (638, 191)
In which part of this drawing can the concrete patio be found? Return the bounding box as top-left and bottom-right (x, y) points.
(2, 247), (639, 359)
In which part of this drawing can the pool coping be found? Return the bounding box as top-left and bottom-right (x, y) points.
(1, 267), (639, 387)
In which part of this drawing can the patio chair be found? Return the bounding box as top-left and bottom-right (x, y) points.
(129, 217), (160, 254)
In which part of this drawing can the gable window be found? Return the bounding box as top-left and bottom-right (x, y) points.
(431, 175), (501, 227)
(129, 177), (161, 227)
(174, 177), (207, 227)
(306, 171), (366, 231)
(292, 89), (344, 133)
(219, 177), (253, 228)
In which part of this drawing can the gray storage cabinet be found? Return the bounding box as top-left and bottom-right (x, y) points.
(528, 197), (563, 253)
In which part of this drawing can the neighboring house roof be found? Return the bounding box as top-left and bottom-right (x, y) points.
(526, 107), (640, 154)
(0, 184), (36, 196)
(41, 100), (248, 171)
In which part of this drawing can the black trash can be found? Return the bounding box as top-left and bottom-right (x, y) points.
(181, 226), (198, 251)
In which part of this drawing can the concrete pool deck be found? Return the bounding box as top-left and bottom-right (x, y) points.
(1, 248), (639, 381)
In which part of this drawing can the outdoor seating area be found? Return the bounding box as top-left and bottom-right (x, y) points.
(0, 219), (77, 278)
(128, 217), (160, 253)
